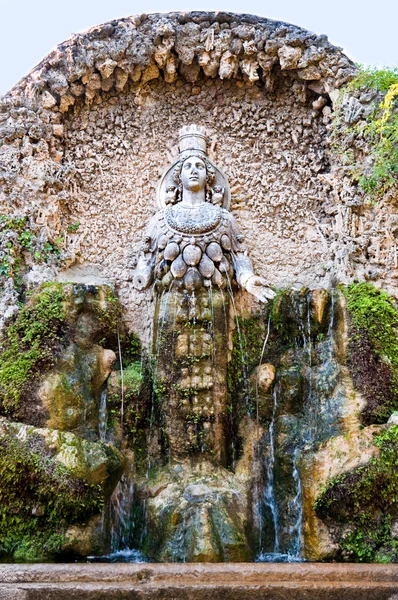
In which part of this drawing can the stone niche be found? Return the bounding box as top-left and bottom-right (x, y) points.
(2, 11), (398, 565)
(0, 10), (364, 345)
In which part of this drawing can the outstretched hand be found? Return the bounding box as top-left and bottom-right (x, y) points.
(245, 276), (276, 303)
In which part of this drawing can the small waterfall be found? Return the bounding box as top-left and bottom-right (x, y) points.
(288, 448), (303, 559)
(109, 470), (135, 553)
(98, 386), (107, 442)
(262, 385), (280, 553)
(257, 382), (303, 563)
(89, 464), (147, 563)
(257, 289), (341, 563)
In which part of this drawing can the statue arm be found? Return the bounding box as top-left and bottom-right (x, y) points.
(132, 213), (160, 291)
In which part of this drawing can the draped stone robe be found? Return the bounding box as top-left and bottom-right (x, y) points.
(135, 200), (256, 462)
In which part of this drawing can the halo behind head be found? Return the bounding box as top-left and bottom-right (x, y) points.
(157, 125), (231, 210)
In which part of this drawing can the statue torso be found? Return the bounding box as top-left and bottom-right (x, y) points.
(153, 202), (236, 292)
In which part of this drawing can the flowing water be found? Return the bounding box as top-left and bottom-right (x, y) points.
(262, 385), (280, 553)
(94, 288), (341, 564)
(257, 289), (340, 563)
(98, 386), (107, 442)
(225, 272), (251, 408)
(89, 465), (148, 563)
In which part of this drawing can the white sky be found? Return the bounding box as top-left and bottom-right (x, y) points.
(0, 0), (397, 95)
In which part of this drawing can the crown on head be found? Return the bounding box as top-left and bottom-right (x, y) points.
(178, 125), (208, 158)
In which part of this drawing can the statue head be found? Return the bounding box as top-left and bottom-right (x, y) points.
(172, 152), (216, 198)
(157, 125), (231, 210)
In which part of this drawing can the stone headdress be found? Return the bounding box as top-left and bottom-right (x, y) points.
(157, 125), (231, 209)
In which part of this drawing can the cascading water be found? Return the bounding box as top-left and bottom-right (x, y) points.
(89, 465), (147, 563)
(257, 289), (341, 563)
(258, 385), (280, 559)
(92, 287), (343, 564)
(98, 386), (107, 442)
(288, 448), (303, 558)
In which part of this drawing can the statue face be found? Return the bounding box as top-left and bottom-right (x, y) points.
(180, 157), (207, 192)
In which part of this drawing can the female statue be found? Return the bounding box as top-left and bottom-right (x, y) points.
(133, 125), (274, 464)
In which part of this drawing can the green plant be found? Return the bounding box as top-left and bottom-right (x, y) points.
(0, 214), (64, 298)
(349, 65), (398, 93)
(67, 221), (80, 233)
(332, 66), (398, 199)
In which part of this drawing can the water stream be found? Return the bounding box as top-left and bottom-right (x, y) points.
(257, 290), (339, 563)
(262, 385), (280, 553)
(95, 289), (340, 564)
(98, 386), (107, 442)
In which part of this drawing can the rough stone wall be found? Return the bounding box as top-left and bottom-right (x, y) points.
(61, 75), (338, 340)
(0, 10), (376, 345)
(321, 88), (398, 295)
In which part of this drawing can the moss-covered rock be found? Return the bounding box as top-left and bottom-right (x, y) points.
(39, 344), (116, 434)
(0, 282), (128, 432)
(343, 283), (398, 424)
(301, 426), (380, 560)
(314, 425), (398, 562)
(0, 283), (67, 418)
(0, 420), (104, 561)
(0, 416), (125, 561)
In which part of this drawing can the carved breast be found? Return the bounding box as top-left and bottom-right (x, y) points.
(155, 204), (234, 292)
(164, 202), (222, 235)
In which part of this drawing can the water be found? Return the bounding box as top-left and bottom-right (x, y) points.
(91, 462), (148, 563)
(98, 387), (107, 442)
(288, 448), (303, 559)
(262, 385), (280, 553)
(88, 548), (148, 563)
(208, 283), (216, 369)
(109, 470), (136, 552)
(255, 315), (271, 419)
(256, 289), (341, 562)
(256, 552), (304, 563)
(97, 285), (338, 565)
(225, 271), (250, 408)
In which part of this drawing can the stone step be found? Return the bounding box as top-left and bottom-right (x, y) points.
(1, 563), (398, 600)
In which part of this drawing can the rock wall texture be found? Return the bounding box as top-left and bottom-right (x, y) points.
(0, 11), (363, 344)
(1, 11), (397, 346)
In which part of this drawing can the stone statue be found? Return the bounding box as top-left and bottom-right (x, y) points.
(133, 125), (274, 462)
(133, 125), (274, 303)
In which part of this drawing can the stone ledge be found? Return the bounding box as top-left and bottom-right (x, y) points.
(1, 564), (398, 599)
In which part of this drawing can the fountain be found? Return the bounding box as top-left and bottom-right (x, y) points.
(1, 10), (398, 597)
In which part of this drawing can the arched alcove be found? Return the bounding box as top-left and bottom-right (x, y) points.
(0, 11), (357, 342)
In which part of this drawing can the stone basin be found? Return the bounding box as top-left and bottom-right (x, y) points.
(1, 563), (398, 599)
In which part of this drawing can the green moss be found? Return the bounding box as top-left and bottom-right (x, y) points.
(0, 431), (103, 561)
(343, 283), (398, 423)
(0, 285), (67, 413)
(122, 362), (144, 394)
(314, 426), (398, 562)
(344, 283), (398, 361)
